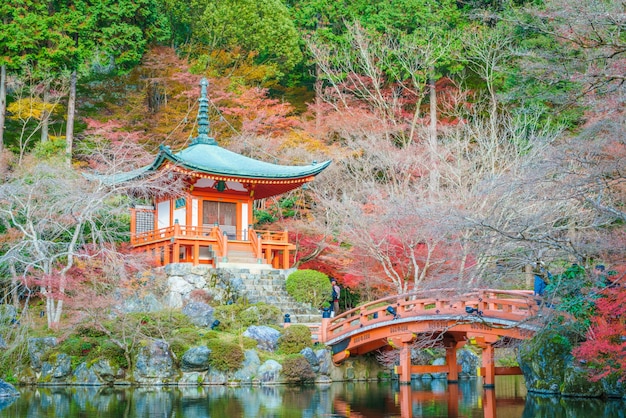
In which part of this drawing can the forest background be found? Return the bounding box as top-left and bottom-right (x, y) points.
(0, 0), (624, 380)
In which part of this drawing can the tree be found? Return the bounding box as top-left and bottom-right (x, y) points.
(573, 286), (626, 383)
(0, 140), (180, 328)
(181, 0), (302, 76)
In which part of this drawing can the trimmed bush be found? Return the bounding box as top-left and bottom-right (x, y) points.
(213, 302), (282, 332)
(285, 269), (332, 308)
(277, 325), (311, 355)
(206, 339), (245, 372)
(281, 354), (316, 383)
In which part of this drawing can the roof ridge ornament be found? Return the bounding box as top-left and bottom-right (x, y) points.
(192, 78), (218, 145)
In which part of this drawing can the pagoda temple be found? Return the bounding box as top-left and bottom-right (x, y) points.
(111, 78), (330, 269)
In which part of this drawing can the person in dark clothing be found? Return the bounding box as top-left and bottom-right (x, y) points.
(331, 279), (341, 316)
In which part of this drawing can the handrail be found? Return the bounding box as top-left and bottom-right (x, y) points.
(321, 289), (540, 344)
(249, 229), (262, 261)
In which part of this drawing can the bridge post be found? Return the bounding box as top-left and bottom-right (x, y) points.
(445, 345), (458, 383)
(399, 342), (412, 384)
(481, 343), (495, 388)
(321, 317), (330, 343)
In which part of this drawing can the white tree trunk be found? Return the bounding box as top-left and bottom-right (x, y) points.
(0, 64), (5, 155)
(65, 70), (77, 167)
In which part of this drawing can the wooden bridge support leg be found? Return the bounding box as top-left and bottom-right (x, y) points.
(445, 346), (458, 383)
(399, 342), (412, 384)
(482, 343), (495, 388)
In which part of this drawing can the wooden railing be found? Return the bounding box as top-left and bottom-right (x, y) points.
(320, 289), (539, 344)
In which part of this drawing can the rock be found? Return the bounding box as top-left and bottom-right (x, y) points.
(233, 350), (261, 384)
(166, 276), (194, 308)
(73, 362), (103, 385)
(0, 336), (6, 350)
(120, 293), (163, 313)
(300, 347), (320, 372)
(601, 375), (626, 398)
(133, 340), (177, 384)
(561, 364), (603, 397)
(40, 354), (72, 383)
(457, 349), (479, 378)
(181, 346), (211, 372)
(0, 305), (17, 324)
(316, 349), (332, 375)
(90, 359), (118, 383)
(519, 332), (571, 394)
(258, 360), (282, 384)
(178, 372), (205, 386)
(431, 357), (447, 379)
(204, 369), (228, 385)
(242, 326), (281, 352)
(28, 337), (57, 371)
(0, 379), (19, 398)
(182, 301), (214, 327)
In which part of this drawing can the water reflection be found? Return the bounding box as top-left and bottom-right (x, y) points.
(0, 377), (621, 418)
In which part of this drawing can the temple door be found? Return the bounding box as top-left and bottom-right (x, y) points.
(203, 201), (237, 239)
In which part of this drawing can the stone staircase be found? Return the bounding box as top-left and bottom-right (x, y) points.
(217, 241), (274, 271)
(218, 268), (323, 324)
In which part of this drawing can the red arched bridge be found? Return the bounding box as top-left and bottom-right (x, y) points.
(313, 289), (544, 387)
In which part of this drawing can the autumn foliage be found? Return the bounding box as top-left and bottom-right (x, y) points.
(573, 286), (626, 382)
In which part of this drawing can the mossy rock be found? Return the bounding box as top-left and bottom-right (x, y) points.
(519, 330), (573, 394)
(561, 364), (603, 397)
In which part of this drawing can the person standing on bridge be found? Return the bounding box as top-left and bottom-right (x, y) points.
(331, 279), (341, 316)
(533, 262), (551, 303)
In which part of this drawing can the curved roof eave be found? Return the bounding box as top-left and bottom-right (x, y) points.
(161, 143), (331, 180)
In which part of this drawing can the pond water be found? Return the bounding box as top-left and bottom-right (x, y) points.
(0, 376), (624, 417)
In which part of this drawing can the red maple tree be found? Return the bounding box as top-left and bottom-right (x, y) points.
(573, 285), (626, 382)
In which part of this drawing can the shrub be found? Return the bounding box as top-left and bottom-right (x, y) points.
(285, 269), (332, 308)
(281, 354), (315, 383)
(213, 302), (282, 332)
(206, 339), (245, 372)
(277, 325), (311, 355)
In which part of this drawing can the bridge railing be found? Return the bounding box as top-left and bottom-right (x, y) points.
(321, 289), (539, 343)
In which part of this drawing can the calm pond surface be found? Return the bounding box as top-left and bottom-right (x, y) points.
(0, 376), (624, 417)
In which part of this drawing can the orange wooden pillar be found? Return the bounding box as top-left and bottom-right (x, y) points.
(445, 346), (458, 383)
(399, 343), (411, 384)
(482, 343), (495, 388)
(390, 334), (415, 384)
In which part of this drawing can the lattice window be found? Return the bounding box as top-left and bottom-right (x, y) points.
(135, 209), (155, 234)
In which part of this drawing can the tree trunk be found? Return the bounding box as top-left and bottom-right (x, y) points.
(65, 70), (77, 167)
(0, 64), (5, 155)
(41, 88), (50, 143)
(428, 72), (439, 196)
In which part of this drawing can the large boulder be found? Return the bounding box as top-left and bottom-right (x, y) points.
(300, 347), (320, 373)
(457, 348), (479, 378)
(257, 360), (282, 384)
(243, 326), (281, 352)
(133, 340), (177, 384)
(233, 350), (261, 384)
(72, 362), (103, 385)
(181, 346), (211, 372)
(40, 353), (72, 383)
(0, 380), (19, 398)
(561, 364), (603, 397)
(28, 337), (57, 370)
(519, 331), (572, 394)
(182, 301), (214, 327)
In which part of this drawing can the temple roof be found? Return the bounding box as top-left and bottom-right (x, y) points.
(91, 78), (330, 197)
